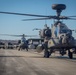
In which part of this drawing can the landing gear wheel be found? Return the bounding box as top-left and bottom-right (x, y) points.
(18, 47), (20, 51)
(26, 48), (28, 51)
(74, 48), (76, 54)
(68, 50), (73, 59)
(18, 49), (20, 51)
(44, 51), (49, 58)
(44, 41), (49, 58)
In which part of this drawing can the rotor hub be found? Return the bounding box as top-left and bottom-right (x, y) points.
(52, 4), (66, 10)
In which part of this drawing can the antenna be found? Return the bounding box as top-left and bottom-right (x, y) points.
(45, 8), (47, 25)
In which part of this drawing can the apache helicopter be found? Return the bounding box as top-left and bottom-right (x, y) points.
(0, 34), (37, 51)
(32, 4), (76, 59)
(35, 23), (76, 58)
(0, 4), (76, 58)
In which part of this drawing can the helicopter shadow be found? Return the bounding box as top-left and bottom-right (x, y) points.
(0, 55), (25, 58)
(55, 56), (76, 60)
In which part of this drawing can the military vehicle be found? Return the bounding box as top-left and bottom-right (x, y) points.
(0, 41), (6, 49)
(0, 4), (76, 58)
(28, 38), (44, 49)
(7, 42), (14, 49)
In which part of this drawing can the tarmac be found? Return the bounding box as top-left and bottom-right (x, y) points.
(0, 49), (76, 75)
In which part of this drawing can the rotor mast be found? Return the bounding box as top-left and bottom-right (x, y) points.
(52, 4), (66, 20)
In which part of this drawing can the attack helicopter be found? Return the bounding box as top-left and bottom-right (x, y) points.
(32, 4), (76, 59)
(0, 34), (37, 51)
(0, 4), (76, 58)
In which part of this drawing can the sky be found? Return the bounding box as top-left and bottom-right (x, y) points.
(0, 0), (76, 40)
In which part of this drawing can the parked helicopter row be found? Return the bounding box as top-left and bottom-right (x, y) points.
(0, 38), (44, 50)
(0, 34), (38, 50)
(0, 4), (76, 59)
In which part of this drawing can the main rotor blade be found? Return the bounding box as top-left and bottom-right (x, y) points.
(22, 17), (51, 21)
(0, 34), (38, 37)
(68, 18), (76, 20)
(0, 34), (22, 37)
(58, 16), (76, 20)
(25, 35), (38, 37)
(64, 17), (76, 20)
(1, 11), (76, 20)
(0, 11), (50, 17)
(67, 16), (76, 17)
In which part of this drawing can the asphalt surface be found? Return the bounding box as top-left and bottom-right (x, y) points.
(0, 49), (76, 75)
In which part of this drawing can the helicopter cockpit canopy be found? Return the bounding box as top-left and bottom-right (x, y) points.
(53, 21), (72, 38)
(60, 29), (72, 35)
(57, 22), (72, 36)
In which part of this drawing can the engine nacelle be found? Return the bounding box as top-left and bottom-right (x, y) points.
(39, 28), (51, 38)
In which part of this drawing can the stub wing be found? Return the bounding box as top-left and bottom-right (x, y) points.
(48, 38), (60, 48)
(48, 38), (76, 49)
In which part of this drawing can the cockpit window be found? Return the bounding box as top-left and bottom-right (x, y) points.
(60, 29), (72, 35)
(60, 29), (67, 33)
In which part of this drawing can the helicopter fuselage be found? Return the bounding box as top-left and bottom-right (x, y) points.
(36, 22), (76, 59)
